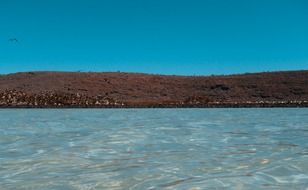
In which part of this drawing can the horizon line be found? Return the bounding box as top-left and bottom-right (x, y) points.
(2, 69), (307, 77)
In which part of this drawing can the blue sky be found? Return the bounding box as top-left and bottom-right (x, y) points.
(0, 0), (308, 75)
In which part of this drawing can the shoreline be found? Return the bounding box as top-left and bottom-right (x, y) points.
(1, 102), (308, 108)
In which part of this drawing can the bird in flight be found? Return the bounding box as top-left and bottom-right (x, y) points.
(8, 38), (18, 43)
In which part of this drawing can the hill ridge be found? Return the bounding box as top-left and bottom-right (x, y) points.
(0, 70), (307, 107)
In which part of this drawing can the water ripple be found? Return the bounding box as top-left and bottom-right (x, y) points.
(0, 108), (308, 189)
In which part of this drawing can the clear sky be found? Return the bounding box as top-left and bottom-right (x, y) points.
(1, 0), (308, 75)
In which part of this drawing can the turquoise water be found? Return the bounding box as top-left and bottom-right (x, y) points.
(0, 109), (308, 190)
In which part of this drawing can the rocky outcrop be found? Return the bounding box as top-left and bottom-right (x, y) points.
(0, 90), (122, 107)
(0, 89), (307, 108)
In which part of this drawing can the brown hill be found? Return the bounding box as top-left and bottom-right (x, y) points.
(0, 70), (307, 107)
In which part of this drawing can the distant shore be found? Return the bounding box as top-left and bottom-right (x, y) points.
(1, 70), (307, 108)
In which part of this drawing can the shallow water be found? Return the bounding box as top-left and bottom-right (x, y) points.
(0, 109), (308, 190)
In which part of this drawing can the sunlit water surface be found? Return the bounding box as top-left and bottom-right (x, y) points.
(0, 109), (308, 190)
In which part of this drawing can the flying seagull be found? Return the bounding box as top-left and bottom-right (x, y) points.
(8, 38), (18, 43)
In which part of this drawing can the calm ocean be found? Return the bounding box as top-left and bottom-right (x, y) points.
(1, 109), (308, 189)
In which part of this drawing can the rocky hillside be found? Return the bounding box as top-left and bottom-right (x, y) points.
(0, 71), (307, 107)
